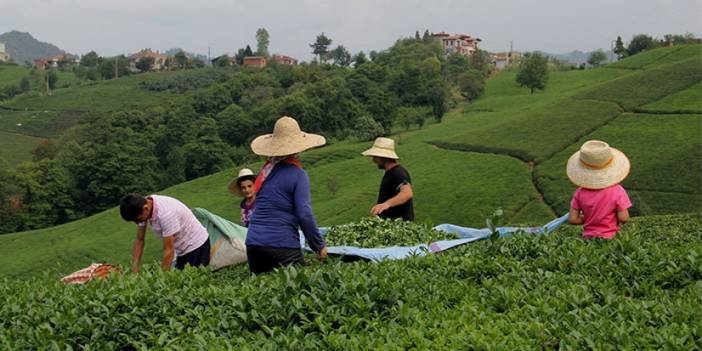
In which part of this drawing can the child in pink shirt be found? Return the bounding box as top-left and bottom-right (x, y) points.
(566, 140), (632, 239)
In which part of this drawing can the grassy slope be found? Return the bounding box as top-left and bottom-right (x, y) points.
(0, 130), (45, 165)
(537, 113), (702, 214)
(0, 46), (700, 278)
(640, 82), (702, 113)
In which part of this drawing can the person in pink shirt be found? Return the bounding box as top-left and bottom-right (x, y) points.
(566, 140), (632, 239)
(120, 194), (210, 272)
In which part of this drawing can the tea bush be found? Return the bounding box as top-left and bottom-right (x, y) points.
(324, 216), (457, 247)
(1, 214), (700, 350)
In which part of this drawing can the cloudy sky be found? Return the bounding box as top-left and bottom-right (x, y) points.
(2, 0), (700, 60)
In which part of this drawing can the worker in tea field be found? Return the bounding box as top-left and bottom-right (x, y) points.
(362, 137), (415, 221)
(245, 116), (328, 274)
(120, 194), (210, 272)
(228, 168), (257, 227)
(566, 140), (632, 239)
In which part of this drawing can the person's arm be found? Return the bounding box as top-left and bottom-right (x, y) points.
(371, 183), (413, 216)
(131, 225), (147, 273)
(294, 171), (326, 257)
(568, 208), (584, 225)
(161, 236), (175, 271)
(617, 209), (630, 224)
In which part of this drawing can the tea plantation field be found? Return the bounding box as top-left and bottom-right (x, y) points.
(1, 214), (700, 349)
(0, 44), (700, 279)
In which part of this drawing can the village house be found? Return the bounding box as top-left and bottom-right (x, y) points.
(34, 53), (76, 69)
(272, 54), (298, 65)
(0, 42), (10, 62)
(243, 56), (267, 67)
(432, 32), (481, 57)
(491, 51), (522, 70)
(129, 49), (168, 71)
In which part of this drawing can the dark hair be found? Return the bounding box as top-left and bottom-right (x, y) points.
(120, 193), (147, 222)
(237, 175), (256, 187)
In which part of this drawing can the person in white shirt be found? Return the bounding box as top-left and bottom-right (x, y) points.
(120, 193), (210, 272)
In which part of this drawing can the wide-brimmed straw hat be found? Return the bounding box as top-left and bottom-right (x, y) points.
(227, 168), (255, 196)
(361, 137), (399, 160)
(250, 116), (326, 157)
(566, 140), (630, 189)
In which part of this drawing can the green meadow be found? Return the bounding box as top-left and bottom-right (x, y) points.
(0, 45), (700, 278)
(0, 130), (45, 166)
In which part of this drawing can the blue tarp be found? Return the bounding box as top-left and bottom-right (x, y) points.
(302, 214), (569, 262)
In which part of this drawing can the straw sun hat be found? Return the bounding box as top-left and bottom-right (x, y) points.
(227, 168), (255, 196)
(361, 137), (400, 160)
(250, 116), (326, 157)
(566, 140), (630, 189)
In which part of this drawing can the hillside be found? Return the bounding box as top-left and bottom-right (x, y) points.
(0, 30), (65, 64)
(0, 44), (700, 278)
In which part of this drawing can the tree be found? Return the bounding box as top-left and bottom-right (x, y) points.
(330, 45), (351, 67)
(135, 56), (155, 72)
(213, 55), (231, 67)
(614, 36), (626, 60)
(422, 29), (431, 42)
(174, 51), (189, 69)
(457, 69), (485, 101)
(80, 51), (100, 67)
(415, 31), (421, 40)
(587, 49), (607, 67)
(31, 140), (58, 161)
(310, 33), (332, 63)
(215, 104), (255, 146)
(427, 81), (449, 122)
(627, 34), (656, 56)
(244, 45), (254, 57)
(99, 56), (129, 79)
(46, 69), (58, 92)
(352, 51), (368, 67)
(19, 77), (30, 92)
(256, 28), (270, 57)
(235, 48), (247, 65)
(516, 52), (549, 94)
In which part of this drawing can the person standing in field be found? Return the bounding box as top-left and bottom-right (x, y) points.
(228, 168), (257, 227)
(362, 137), (415, 221)
(120, 194), (210, 272)
(566, 140), (632, 239)
(245, 116), (328, 274)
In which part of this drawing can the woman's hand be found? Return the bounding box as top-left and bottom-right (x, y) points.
(318, 246), (328, 260)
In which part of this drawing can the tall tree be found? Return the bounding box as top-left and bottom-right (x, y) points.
(310, 33), (332, 63)
(135, 56), (154, 72)
(330, 45), (352, 67)
(627, 34), (656, 56)
(352, 51), (368, 67)
(587, 49), (607, 67)
(614, 36), (626, 60)
(415, 30), (421, 40)
(244, 45), (254, 57)
(422, 29), (431, 41)
(80, 51), (100, 67)
(516, 52), (549, 94)
(174, 51), (189, 69)
(256, 28), (270, 57)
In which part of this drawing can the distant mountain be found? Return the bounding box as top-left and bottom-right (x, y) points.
(537, 49), (615, 65)
(0, 31), (65, 65)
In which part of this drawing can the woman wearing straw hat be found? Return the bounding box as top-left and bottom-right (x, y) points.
(567, 140), (632, 239)
(245, 116), (328, 273)
(228, 168), (257, 227)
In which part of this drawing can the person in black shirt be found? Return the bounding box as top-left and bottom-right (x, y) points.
(361, 137), (414, 221)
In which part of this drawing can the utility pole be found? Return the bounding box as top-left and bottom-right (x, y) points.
(113, 55), (121, 79)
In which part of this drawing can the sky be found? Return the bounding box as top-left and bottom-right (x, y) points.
(1, 0), (701, 60)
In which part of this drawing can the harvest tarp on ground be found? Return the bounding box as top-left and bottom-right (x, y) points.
(194, 207), (568, 264)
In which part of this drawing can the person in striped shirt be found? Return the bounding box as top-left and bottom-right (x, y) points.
(120, 194), (210, 272)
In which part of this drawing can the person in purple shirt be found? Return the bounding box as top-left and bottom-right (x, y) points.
(245, 116), (328, 274)
(228, 168), (257, 227)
